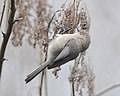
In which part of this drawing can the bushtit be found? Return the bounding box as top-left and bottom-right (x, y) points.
(25, 30), (90, 83)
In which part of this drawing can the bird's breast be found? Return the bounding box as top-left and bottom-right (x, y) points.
(79, 34), (91, 52)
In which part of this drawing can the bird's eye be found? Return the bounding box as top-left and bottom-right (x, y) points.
(77, 28), (80, 32)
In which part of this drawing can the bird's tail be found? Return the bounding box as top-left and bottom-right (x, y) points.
(25, 60), (51, 84)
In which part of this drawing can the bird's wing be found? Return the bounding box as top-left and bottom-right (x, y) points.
(53, 38), (75, 62)
(48, 38), (80, 69)
(54, 45), (70, 62)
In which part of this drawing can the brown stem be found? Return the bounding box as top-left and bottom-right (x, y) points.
(44, 70), (48, 96)
(39, 10), (62, 96)
(0, 0), (16, 78)
(39, 49), (48, 96)
(72, 82), (75, 96)
(0, 0), (6, 30)
(39, 10), (59, 95)
(47, 10), (61, 34)
(39, 70), (45, 96)
(39, 46), (48, 96)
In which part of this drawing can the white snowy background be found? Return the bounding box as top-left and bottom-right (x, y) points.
(0, 0), (120, 96)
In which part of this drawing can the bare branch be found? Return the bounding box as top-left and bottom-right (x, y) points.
(13, 18), (23, 24)
(0, 0), (16, 78)
(0, 58), (8, 62)
(72, 82), (75, 96)
(1, 31), (6, 39)
(44, 70), (48, 96)
(46, 10), (61, 35)
(0, 0), (6, 30)
(39, 71), (44, 96)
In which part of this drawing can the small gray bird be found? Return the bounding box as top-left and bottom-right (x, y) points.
(25, 30), (91, 83)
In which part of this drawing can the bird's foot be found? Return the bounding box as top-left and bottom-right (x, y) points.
(52, 66), (61, 79)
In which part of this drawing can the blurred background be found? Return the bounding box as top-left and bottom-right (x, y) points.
(0, 0), (120, 96)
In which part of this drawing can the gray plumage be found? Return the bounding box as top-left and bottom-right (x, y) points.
(25, 30), (91, 83)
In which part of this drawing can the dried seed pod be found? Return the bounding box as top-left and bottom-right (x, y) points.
(80, 7), (90, 31)
(12, 0), (52, 48)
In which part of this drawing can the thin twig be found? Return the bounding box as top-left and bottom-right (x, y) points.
(0, 0), (16, 78)
(44, 70), (48, 96)
(72, 82), (75, 96)
(39, 71), (44, 96)
(47, 10), (61, 34)
(1, 31), (6, 39)
(96, 82), (120, 96)
(13, 18), (23, 24)
(39, 50), (48, 96)
(0, 0), (6, 30)
(39, 10), (61, 96)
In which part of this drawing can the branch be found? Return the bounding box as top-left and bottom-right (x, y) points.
(1, 31), (6, 39)
(13, 17), (23, 24)
(39, 71), (44, 96)
(0, 0), (16, 78)
(44, 70), (48, 96)
(39, 10), (62, 96)
(46, 10), (61, 35)
(72, 82), (75, 96)
(96, 82), (120, 96)
(0, 0), (6, 30)
(39, 50), (48, 96)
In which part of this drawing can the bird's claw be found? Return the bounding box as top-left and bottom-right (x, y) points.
(52, 66), (61, 79)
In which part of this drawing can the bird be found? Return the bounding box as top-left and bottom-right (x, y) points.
(25, 29), (91, 83)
